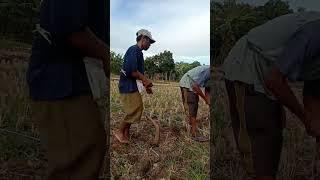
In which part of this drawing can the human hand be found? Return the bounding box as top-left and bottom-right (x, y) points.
(146, 87), (153, 94)
(143, 79), (153, 88)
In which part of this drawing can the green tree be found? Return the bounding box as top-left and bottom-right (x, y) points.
(211, 0), (293, 66)
(144, 50), (175, 80)
(110, 51), (123, 75)
(212, 0), (258, 65)
(0, 0), (40, 43)
(261, 0), (293, 20)
(157, 50), (175, 80)
(175, 61), (201, 80)
(190, 61), (201, 67)
(145, 56), (158, 78)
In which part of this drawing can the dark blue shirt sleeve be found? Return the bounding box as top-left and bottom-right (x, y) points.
(124, 48), (138, 77)
(276, 22), (320, 81)
(48, 0), (88, 37)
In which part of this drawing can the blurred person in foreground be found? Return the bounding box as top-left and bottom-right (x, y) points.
(222, 11), (320, 180)
(26, 0), (109, 179)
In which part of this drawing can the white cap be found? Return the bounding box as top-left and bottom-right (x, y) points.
(136, 29), (156, 43)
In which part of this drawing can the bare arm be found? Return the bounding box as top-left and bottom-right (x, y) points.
(132, 71), (153, 88)
(192, 83), (209, 104)
(132, 71), (147, 82)
(265, 68), (305, 123)
(67, 27), (109, 75)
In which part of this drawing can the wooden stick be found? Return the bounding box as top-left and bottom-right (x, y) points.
(146, 115), (160, 145)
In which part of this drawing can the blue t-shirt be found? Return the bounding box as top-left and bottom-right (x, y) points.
(26, 0), (108, 100)
(118, 45), (144, 93)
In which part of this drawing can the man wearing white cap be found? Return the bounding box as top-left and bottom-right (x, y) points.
(114, 29), (156, 143)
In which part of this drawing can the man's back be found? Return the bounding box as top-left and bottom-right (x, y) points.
(179, 65), (210, 91)
(26, 0), (109, 179)
(247, 11), (320, 54)
(222, 11), (320, 96)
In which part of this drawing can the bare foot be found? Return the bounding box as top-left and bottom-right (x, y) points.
(114, 130), (129, 144)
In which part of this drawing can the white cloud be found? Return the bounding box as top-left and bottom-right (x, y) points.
(111, 0), (210, 65)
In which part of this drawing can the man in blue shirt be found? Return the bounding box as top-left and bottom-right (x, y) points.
(114, 29), (155, 144)
(26, 0), (109, 179)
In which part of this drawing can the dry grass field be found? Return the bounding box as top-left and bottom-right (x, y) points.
(110, 80), (210, 179)
(0, 40), (210, 179)
(2, 39), (319, 179)
(0, 45), (46, 179)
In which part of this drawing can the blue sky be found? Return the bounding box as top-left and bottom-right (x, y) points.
(111, 0), (210, 65)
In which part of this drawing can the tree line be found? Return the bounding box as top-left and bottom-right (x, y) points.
(111, 50), (203, 81)
(0, 0), (40, 43)
(0, 0), (204, 82)
(1, 0), (307, 69)
(212, 0), (306, 66)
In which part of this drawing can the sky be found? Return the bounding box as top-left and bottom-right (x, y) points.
(110, 0), (210, 65)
